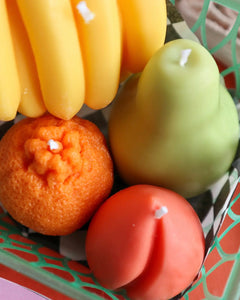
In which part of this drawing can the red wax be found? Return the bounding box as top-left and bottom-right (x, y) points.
(86, 185), (205, 300)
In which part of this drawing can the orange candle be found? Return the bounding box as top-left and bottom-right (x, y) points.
(86, 185), (205, 300)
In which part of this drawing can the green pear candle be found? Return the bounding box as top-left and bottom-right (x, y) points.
(86, 185), (205, 300)
(109, 39), (239, 198)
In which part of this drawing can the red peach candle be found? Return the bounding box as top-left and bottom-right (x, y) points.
(86, 185), (205, 300)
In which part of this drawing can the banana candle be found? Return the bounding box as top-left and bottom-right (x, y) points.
(0, 0), (167, 121)
(0, 0), (20, 121)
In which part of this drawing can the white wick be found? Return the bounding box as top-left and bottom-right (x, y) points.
(76, 1), (95, 24)
(180, 49), (192, 67)
(47, 139), (59, 151)
(155, 206), (168, 219)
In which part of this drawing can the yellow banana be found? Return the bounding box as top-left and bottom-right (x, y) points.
(117, 0), (167, 73)
(0, 0), (20, 121)
(6, 0), (46, 118)
(0, 0), (167, 120)
(16, 0), (85, 120)
(71, 0), (122, 109)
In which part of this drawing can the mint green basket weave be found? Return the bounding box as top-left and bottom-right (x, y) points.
(195, 0), (240, 99)
(0, 1), (240, 300)
(172, 0), (240, 100)
(182, 191), (240, 300)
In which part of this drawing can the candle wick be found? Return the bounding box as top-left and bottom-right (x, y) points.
(76, 1), (95, 24)
(155, 206), (168, 219)
(180, 49), (192, 67)
(47, 139), (59, 151)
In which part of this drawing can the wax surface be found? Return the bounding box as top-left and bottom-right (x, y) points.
(109, 39), (239, 198)
(0, 0), (20, 121)
(71, 0), (122, 109)
(86, 185), (205, 300)
(7, 0), (46, 118)
(0, 0), (167, 121)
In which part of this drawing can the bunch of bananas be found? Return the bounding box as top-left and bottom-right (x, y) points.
(0, 0), (167, 121)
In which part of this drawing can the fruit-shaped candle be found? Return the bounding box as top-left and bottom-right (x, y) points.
(0, 0), (21, 121)
(109, 39), (239, 198)
(0, 0), (167, 121)
(86, 185), (205, 300)
(0, 114), (113, 235)
(6, 0), (46, 118)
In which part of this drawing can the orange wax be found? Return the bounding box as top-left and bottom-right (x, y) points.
(86, 185), (205, 300)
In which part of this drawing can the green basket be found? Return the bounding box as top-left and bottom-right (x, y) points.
(173, 0), (240, 100)
(0, 1), (240, 300)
